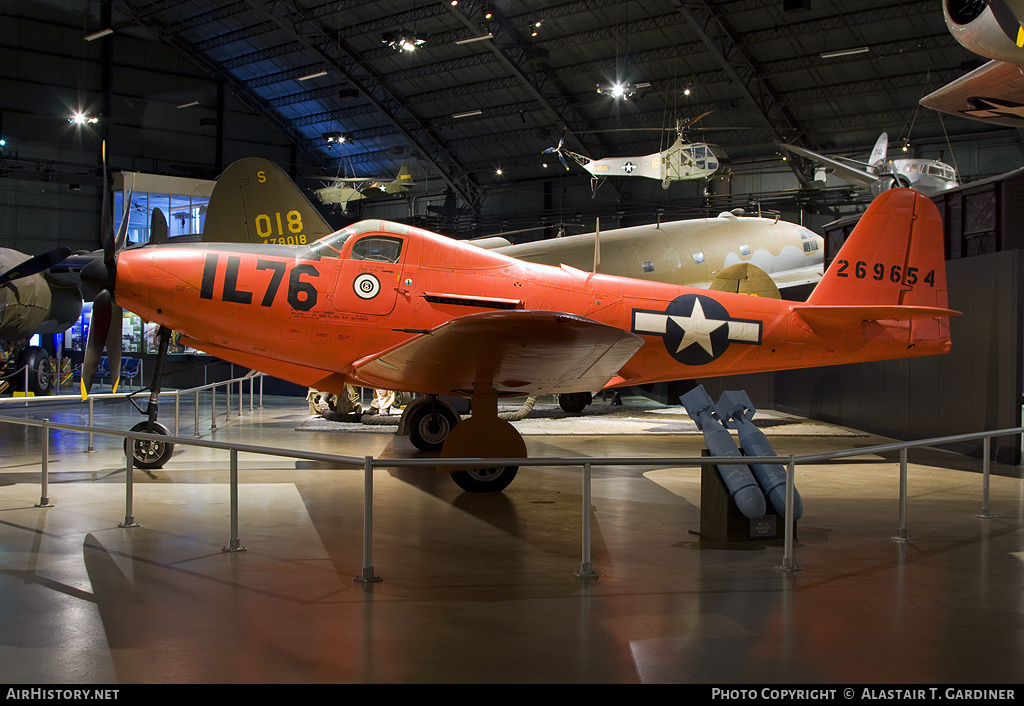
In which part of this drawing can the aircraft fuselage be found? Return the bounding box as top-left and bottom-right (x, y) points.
(112, 214), (951, 398)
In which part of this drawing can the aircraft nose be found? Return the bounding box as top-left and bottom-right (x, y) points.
(80, 252), (114, 300)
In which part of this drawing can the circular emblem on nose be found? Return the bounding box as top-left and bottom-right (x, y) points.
(354, 273), (380, 299)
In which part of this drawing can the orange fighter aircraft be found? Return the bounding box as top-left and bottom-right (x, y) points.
(80, 174), (956, 492)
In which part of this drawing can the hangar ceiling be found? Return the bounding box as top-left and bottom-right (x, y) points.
(100, 0), (994, 198)
(2, 0), (1016, 234)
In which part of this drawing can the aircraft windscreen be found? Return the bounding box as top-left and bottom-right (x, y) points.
(305, 229), (353, 259)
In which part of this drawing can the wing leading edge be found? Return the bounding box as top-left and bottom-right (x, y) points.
(352, 310), (644, 396)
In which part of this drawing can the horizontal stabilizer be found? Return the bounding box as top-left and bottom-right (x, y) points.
(792, 304), (959, 331)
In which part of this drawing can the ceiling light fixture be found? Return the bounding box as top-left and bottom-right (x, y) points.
(597, 82), (637, 100)
(452, 109), (482, 119)
(176, 100), (199, 109)
(382, 30), (427, 52)
(84, 28), (113, 41)
(455, 33), (493, 45)
(68, 112), (98, 125)
(819, 46), (870, 59)
(322, 132), (346, 143)
(297, 70), (328, 81)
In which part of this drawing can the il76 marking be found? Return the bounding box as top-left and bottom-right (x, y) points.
(199, 254), (320, 312)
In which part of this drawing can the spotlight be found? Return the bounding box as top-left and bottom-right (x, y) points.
(382, 30), (427, 52)
(69, 112), (99, 125)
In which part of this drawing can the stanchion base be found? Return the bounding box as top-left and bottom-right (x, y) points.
(118, 519), (140, 528)
(775, 561), (802, 573)
(354, 567), (382, 584)
(976, 510), (995, 519)
(574, 563), (599, 580)
(34, 502), (54, 508)
(891, 530), (913, 543)
(222, 543), (247, 553)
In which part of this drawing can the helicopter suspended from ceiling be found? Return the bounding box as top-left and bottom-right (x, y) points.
(543, 112), (731, 192)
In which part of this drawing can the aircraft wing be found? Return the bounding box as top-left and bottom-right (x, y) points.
(781, 144), (879, 189)
(352, 310), (644, 396)
(767, 264), (824, 290)
(919, 60), (1024, 128)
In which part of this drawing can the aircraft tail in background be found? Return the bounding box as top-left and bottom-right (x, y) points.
(201, 158), (333, 245)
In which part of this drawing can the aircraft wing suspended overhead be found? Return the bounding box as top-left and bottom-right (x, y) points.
(781, 144), (879, 190)
(919, 60), (1024, 127)
(351, 310), (644, 396)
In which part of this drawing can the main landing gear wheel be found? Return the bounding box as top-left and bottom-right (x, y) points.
(451, 466), (519, 493)
(16, 346), (53, 396)
(408, 403), (459, 451)
(124, 421), (174, 469)
(557, 391), (592, 414)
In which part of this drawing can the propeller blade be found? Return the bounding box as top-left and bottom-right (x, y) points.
(105, 303), (123, 394)
(0, 247), (72, 286)
(101, 140), (113, 261)
(81, 289), (113, 398)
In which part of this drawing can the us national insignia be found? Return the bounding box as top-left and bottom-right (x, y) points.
(631, 294), (762, 365)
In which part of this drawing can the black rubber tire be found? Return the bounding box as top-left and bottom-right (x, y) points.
(16, 347), (53, 396)
(451, 466), (519, 493)
(558, 391), (591, 414)
(408, 403), (459, 451)
(124, 421), (174, 469)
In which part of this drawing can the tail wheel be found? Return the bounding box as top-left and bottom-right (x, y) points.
(451, 466), (519, 493)
(124, 421), (174, 469)
(408, 403), (459, 451)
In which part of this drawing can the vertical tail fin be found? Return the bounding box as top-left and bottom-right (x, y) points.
(868, 132), (888, 169)
(806, 188), (948, 311)
(201, 158), (333, 245)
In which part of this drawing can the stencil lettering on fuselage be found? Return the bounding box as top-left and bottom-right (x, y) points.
(631, 293), (762, 366)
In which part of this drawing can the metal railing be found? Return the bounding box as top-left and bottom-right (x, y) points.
(1, 409), (1020, 583)
(0, 369), (265, 444)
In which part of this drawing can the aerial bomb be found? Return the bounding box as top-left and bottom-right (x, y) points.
(681, 385), (765, 520)
(716, 390), (803, 520)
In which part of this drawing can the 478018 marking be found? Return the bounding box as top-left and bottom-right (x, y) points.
(834, 259), (936, 286)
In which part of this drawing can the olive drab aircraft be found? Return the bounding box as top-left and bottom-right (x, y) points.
(78, 155), (957, 492)
(311, 163), (414, 213)
(920, 0), (1024, 127)
(782, 133), (959, 197)
(0, 246), (78, 394)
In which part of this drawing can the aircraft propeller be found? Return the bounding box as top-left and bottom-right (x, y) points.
(0, 246), (73, 287)
(543, 131), (570, 171)
(79, 142), (131, 397)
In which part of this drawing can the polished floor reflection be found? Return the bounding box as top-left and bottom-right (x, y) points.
(0, 394), (1021, 684)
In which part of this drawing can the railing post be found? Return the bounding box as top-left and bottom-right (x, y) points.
(86, 397), (95, 453)
(174, 392), (180, 437)
(193, 390), (201, 438)
(892, 447), (911, 542)
(777, 454), (800, 572)
(23, 364), (28, 406)
(119, 435), (140, 528)
(225, 380), (231, 421)
(354, 456), (382, 584)
(210, 385), (217, 430)
(222, 449), (246, 553)
(977, 436), (994, 518)
(35, 418), (54, 508)
(575, 462), (598, 579)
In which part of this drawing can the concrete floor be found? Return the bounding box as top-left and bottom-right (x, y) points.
(0, 392), (1022, 684)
